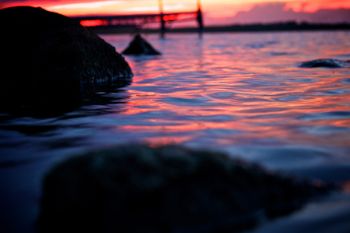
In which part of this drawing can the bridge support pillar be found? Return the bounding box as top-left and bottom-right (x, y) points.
(196, 0), (204, 34)
(160, 13), (166, 38)
(159, 0), (166, 37)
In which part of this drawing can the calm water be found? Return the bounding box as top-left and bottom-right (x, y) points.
(1, 31), (350, 232)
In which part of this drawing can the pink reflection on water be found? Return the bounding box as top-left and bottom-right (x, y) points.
(103, 32), (350, 157)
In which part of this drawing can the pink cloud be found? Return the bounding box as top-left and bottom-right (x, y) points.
(231, 3), (350, 24)
(285, 0), (350, 12)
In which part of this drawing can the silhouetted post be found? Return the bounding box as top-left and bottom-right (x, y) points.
(159, 0), (166, 38)
(196, 0), (204, 34)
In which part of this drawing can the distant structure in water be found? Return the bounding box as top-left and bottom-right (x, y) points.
(72, 0), (204, 35)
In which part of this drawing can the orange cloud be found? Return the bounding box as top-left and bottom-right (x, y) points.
(285, 0), (350, 12)
(2, 0), (350, 22)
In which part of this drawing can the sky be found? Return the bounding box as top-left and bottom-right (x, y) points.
(1, 0), (350, 25)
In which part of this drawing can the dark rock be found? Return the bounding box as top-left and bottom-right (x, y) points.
(0, 6), (132, 112)
(299, 58), (349, 68)
(38, 144), (331, 233)
(122, 34), (161, 55)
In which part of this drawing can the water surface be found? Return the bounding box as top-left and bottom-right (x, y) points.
(1, 31), (350, 232)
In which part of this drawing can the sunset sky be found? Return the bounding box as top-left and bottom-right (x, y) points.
(1, 0), (350, 24)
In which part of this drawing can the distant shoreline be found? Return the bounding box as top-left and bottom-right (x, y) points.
(91, 22), (350, 34)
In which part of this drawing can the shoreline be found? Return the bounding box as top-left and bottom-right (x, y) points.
(89, 22), (350, 34)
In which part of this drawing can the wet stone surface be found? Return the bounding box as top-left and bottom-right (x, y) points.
(299, 58), (350, 68)
(123, 34), (161, 55)
(38, 144), (331, 233)
(0, 6), (133, 112)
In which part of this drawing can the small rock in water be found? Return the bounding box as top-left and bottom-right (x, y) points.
(38, 144), (331, 233)
(122, 34), (161, 55)
(299, 58), (348, 68)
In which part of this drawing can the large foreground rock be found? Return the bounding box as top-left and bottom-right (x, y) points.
(38, 144), (331, 233)
(0, 6), (132, 111)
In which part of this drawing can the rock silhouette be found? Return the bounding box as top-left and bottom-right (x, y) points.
(38, 144), (331, 233)
(122, 34), (161, 55)
(0, 6), (132, 112)
(299, 58), (349, 68)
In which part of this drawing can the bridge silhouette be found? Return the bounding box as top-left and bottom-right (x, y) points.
(72, 0), (203, 34)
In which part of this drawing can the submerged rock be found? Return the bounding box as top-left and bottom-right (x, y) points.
(122, 34), (161, 55)
(299, 58), (349, 68)
(0, 6), (132, 111)
(38, 144), (331, 233)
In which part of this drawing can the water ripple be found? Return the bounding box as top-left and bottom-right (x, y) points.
(1, 32), (350, 173)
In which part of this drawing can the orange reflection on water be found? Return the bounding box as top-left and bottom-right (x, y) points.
(144, 135), (193, 147)
(106, 32), (350, 154)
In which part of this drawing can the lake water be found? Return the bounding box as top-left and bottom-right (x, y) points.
(1, 31), (350, 232)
